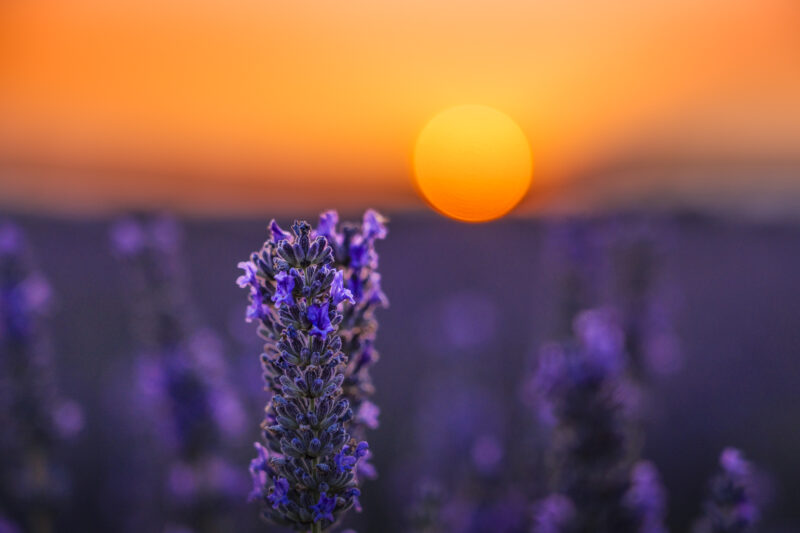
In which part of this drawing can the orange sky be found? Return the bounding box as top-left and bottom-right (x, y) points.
(0, 0), (799, 216)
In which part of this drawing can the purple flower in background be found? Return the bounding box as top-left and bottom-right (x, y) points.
(330, 270), (355, 307)
(362, 209), (388, 241)
(625, 461), (668, 533)
(601, 218), (681, 380)
(239, 218), (371, 530)
(0, 516), (21, 533)
(248, 443), (271, 502)
(533, 494), (576, 533)
(406, 481), (446, 533)
(0, 221), (81, 531)
(111, 215), (245, 531)
(529, 308), (662, 533)
(470, 434), (504, 476)
(694, 448), (762, 533)
(355, 400), (380, 430)
(542, 219), (605, 340)
(348, 240), (370, 270)
(317, 211), (340, 243)
(109, 218), (145, 256)
(313, 210), (388, 475)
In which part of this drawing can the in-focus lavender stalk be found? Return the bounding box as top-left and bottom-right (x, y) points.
(111, 215), (244, 532)
(530, 308), (666, 533)
(0, 223), (81, 533)
(239, 216), (381, 532)
(693, 448), (761, 533)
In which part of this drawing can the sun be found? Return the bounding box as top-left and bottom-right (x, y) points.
(413, 105), (533, 222)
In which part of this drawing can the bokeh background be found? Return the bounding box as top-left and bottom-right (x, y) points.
(1, 1), (800, 532)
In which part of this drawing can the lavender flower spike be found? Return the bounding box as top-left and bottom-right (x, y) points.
(530, 308), (666, 533)
(693, 448), (761, 533)
(240, 219), (371, 531)
(0, 222), (81, 532)
(112, 215), (245, 532)
(314, 210), (388, 479)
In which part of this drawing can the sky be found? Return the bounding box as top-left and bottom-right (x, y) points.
(0, 0), (798, 217)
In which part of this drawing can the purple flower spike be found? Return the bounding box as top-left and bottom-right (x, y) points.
(695, 447), (762, 533)
(238, 215), (381, 530)
(112, 215), (245, 529)
(1, 222), (80, 527)
(529, 307), (663, 533)
(312, 212), (389, 442)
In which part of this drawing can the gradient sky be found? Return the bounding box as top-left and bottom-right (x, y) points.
(0, 0), (798, 216)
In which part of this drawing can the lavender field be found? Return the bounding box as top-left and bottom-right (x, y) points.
(1, 211), (798, 533)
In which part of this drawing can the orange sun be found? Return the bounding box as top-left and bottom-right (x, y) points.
(413, 105), (533, 222)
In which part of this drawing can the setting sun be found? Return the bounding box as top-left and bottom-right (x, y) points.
(413, 105), (533, 222)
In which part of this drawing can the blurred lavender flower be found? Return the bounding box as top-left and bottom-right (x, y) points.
(407, 481), (446, 533)
(0, 222), (81, 532)
(624, 461), (668, 533)
(417, 290), (499, 359)
(239, 218), (374, 531)
(541, 219), (605, 340)
(601, 219), (681, 380)
(0, 516), (20, 533)
(111, 215), (245, 531)
(407, 480), (529, 533)
(693, 448), (761, 533)
(542, 217), (680, 381)
(530, 308), (665, 533)
(533, 494), (575, 533)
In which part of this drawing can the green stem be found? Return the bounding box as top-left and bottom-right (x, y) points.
(311, 522), (323, 533)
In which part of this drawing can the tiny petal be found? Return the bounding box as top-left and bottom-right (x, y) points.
(362, 209), (388, 241)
